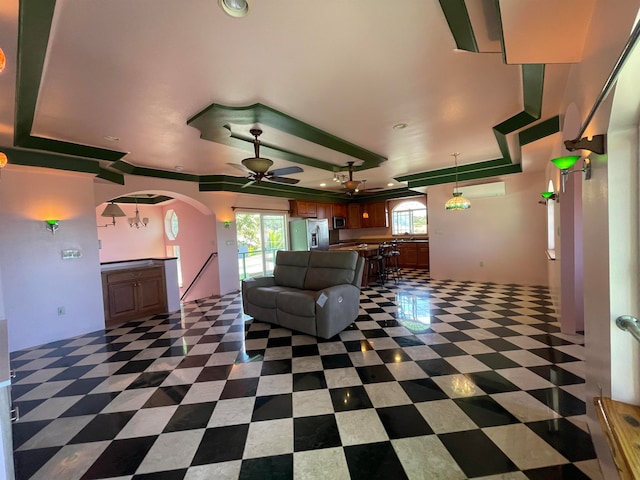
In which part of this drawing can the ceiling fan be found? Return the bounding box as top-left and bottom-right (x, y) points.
(229, 128), (303, 188)
(340, 161), (384, 196)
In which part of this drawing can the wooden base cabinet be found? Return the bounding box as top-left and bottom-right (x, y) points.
(397, 242), (429, 269)
(102, 266), (168, 326)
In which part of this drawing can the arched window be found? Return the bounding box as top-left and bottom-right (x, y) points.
(391, 200), (427, 235)
(164, 209), (179, 240)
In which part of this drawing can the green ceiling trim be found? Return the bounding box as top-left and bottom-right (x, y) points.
(97, 168), (125, 185)
(111, 195), (174, 205)
(109, 160), (200, 182)
(2, 146), (101, 174)
(395, 158), (508, 183)
(519, 115), (561, 146)
(438, 0), (479, 52)
(15, 0), (127, 162)
(351, 188), (418, 203)
(187, 103), (387, 172)
(494, 0), (508, 64)
(407, 163), (522, 188)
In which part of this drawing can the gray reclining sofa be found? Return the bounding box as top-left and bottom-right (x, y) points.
(241, 250), (364, 339)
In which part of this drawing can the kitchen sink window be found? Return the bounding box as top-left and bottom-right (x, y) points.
(392, 200), (427, 235)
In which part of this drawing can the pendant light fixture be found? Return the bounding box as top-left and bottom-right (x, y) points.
(445, 153), (471, 211)
(128, 197), (149, 228)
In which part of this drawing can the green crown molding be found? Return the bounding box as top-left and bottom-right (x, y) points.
(11, 0), (560, 201)
(187, 103), (387, 172)
(110, 195), (174, 205)
(16, 0), (126, 162)
(438, 0), (479, 52)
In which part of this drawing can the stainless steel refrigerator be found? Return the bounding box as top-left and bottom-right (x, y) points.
(289, 218), (329, 251)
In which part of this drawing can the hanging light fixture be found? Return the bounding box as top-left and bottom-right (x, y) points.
(128, 197), (149, 228)
(99, 201), (126, 227)
(0, 151), (7, 179)
(445, 153), (471, 211)
(0, 48), (6, 73)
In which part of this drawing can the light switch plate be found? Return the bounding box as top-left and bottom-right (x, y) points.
(61, 249), (82, 259)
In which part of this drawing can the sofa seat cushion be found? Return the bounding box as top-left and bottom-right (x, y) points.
(245, 286), (298, 309)
(276, 290), (317, 317)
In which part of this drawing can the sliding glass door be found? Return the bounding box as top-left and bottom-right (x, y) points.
(236, 212), (288, 279)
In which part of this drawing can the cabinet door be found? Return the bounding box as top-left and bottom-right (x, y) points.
(369, 202), (388, 228)
(417, 244), (430, 269)
(289, 200), (317, 218)
(316, 203), (331, 221)
(107, 282), (138, 320)
(398, 243), (418, 268)
(347, 204), (361, 229)
(331, 203), (347, 219)
(137, 275), (167, 313)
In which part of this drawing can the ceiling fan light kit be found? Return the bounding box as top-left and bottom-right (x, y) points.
(235, 129), (303, 187)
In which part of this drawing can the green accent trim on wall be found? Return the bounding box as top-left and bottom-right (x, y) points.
(519, 116), (561, 146)
(187, 103), (387, 172)
(2, 146), (101, 174)
(15, 0), (126, 161)
(438, 0), (479, 52)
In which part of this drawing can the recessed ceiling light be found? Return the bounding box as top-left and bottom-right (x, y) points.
(387, 183), (394, 187)
(320, 183), (326, 187)
(103, 135), (119, 142)
(392, 123), (407, 130)
(218, 0), (249, 17)
(175, 166), (184, 172)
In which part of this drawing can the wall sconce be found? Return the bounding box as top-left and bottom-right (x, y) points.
(99, 201), (126, 227)
(224, 221), (232, 229)
(564, 134), (606, 155)
(0, 151), (7, 179)
(45, 220), (59, 235)
(551, 155), (591, 192)
(539, 191), (559, 205)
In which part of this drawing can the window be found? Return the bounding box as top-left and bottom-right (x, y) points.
(392, 200), (427, 235)
(236, 212), (288, 279)
(164, 209), (179, 240)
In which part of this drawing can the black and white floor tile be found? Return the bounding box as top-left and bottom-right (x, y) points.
(10, 270), (602, 479)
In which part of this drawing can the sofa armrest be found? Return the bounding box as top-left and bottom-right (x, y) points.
(315, 284), (361, 339)
(242, 276), (276, 289)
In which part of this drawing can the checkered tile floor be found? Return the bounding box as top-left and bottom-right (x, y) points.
(9, 270), (602, 479)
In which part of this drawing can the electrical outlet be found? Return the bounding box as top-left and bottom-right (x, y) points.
(57, 306), (65, 315)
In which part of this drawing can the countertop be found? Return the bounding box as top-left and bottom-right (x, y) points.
(330, 244), (380, 252)
(100, 258), (178, 271)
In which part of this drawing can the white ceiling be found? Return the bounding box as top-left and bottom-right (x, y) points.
(0, 0), (593, 193)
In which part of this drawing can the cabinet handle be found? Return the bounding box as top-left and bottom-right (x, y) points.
(10, 406), (19, 423)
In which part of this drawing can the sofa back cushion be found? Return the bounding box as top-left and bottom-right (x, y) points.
(304, 250), (358, 290)
(273, 250), (311, 289)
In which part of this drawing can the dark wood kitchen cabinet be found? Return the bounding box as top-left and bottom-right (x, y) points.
(362, 201), (387, 228)
(102, 266), (167, 326)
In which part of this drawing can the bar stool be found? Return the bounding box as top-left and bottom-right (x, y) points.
(388, 240), (402, 283)
(376, 243), (390, 285)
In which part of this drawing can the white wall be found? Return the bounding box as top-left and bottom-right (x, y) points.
(0, 167), (105, 351)
(428, 171), (548, 286)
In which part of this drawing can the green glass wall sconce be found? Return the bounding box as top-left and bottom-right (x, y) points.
(551, 155), (591, 192)
(224, 221), (232, 229)
(45, 219), (59, 235)
(539, 191), (559, 204)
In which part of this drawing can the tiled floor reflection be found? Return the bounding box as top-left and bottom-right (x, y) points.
(10, 270), (602, 479)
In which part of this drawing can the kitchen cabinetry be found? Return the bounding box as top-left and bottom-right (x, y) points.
(316, 203), (331, 222)
(397, 242), (429, 269)
(331, 203), (347, 219)
(362, 202), (387, 228)
(347, 204), (362, 229)
(102, 266), (167, 326)
(289, 200), (317, 218)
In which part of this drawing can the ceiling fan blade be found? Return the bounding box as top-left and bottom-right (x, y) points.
(268, 176), (300, 185)
(267, 166), (303, 177)
(241, 179), (256, 189)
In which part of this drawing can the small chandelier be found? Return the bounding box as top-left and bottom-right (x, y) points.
(129, 198), (149, 228)
(445, 153), (471, 211)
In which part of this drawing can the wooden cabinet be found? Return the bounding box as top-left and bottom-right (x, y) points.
(417, 243), (430, 270)
(289, 200), (317, 218)
(316, 203), (331, 221)
(331, 203), (347, 219)
(102, 266), (167, 326)
(347, 203), (362, 229)
(397, 242), (429, 269)
(362, 201), (387, 228)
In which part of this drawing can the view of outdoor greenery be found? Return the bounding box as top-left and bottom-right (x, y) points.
(236, 213), (287, 279)
(392, 201), (427, 235)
